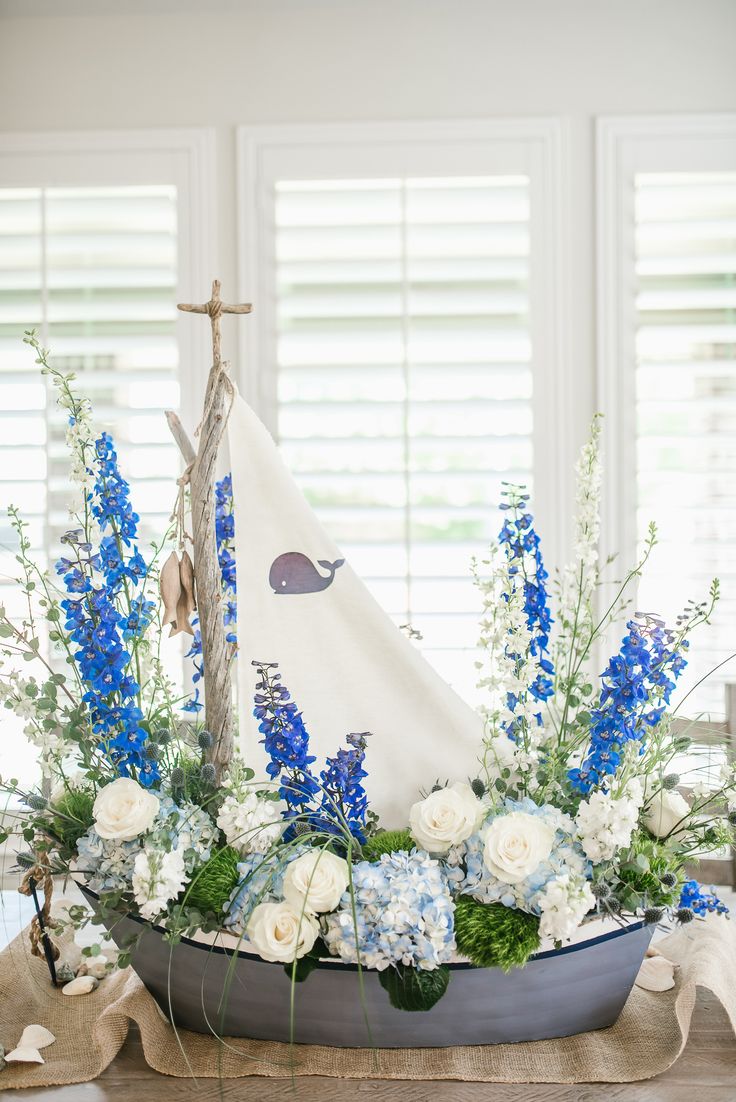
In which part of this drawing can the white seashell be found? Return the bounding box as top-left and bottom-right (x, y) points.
(5, 1046), (44, 1064)
(61, 975), (98, 996)
(18, 1025), (55, 1050)
(635, 954), (676, 992)
(78, 955), (108, 979)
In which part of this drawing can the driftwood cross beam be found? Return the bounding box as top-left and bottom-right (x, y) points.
(177, 279), (252, 369)
(165, 280), (252, 780)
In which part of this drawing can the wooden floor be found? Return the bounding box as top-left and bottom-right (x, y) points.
(2, 891), (735, 1101)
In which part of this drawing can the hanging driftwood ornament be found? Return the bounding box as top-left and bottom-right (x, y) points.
(160, 551), (181, 631)
(167, 280), (252, 781)
(160, 550), (196, 637)
(176, 550), (196, 635)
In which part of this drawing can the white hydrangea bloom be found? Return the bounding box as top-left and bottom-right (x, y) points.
(217, 791), (284, 855)
(132, 846), (188, 921)
(538, 874), (596, 942)
(575, 778), (644, 863)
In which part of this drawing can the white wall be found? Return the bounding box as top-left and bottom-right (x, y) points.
(1, 0), (735, 447)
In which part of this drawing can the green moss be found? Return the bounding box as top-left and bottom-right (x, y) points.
(49, 787), (95, 854)
(185, 846), (240, 915)
(362, 830), (415, 861)
(454, 896), (540, 971)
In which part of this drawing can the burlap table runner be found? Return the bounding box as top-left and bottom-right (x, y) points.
(1, 917), (735, 1087)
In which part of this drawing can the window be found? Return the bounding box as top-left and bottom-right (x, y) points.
(239, 121), (568, 703)
(597, 115), (736, 719)
(0, 130), (214, 786)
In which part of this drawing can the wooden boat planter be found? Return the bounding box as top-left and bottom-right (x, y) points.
(80, 885), (652, 1047)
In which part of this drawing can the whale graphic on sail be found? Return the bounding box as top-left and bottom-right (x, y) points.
(227, 390), (485, 827)
(269, 552), (345, 594)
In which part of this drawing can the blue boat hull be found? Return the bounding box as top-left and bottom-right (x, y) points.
(80, 887), (652, 1047)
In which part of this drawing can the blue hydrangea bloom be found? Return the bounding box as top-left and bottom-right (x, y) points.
(75, 796), (216, 894)
(323, 849), (456, 970)
(454, 797), (590, 913)
(223, 850), (290, 932)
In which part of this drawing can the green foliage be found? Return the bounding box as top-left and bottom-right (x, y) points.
(616, 834), (683, 911)
(454, 896), (541, 971)
(379, 962), (450, 1012)
(283, 937), (328, 983)
(362, 829), (415, 861)
(48, 786), (95, 854)
(185, 846), (240, 915)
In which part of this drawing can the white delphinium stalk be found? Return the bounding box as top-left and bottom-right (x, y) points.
(553, 415), (603, 712)
(132, 846), (188, 921)
(538, 873), (596, 942)
(575, 777), (644, 862)
(473, 546), (549, 792)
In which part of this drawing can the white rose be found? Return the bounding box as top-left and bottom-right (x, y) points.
(409, 781), (485, 855)
(643, 789), (690, 838)
(93, 777), (159, 841)
(483, 811), (554, 884)
(246, 901), (320, 963)
(283, 850), (349, 914)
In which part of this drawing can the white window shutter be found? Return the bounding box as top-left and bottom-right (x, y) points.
(273, 175), (533, 702)
(634, 170), (736, 717)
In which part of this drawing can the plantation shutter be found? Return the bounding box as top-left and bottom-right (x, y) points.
(0, 183), (180, 783)
(634, 171), (736, 717)
(273, 175), (533, 702)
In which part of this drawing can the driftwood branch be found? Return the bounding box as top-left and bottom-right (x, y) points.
(165, 410), (196, 466)
(167, 280), (251, 781)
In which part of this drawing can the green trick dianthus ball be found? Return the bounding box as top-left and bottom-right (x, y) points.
(185, 846), (240, 915)
(454, 896), (541, 972)
(361, 830), (415, 861)
(50, 787), (96, 854)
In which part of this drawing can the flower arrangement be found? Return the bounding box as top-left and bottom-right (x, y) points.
(2, 338), (734, 1017)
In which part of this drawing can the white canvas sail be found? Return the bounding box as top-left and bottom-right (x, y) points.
(227, 390), (485, 827)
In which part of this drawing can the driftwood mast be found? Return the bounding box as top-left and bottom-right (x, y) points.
(168, 280), (252, 780)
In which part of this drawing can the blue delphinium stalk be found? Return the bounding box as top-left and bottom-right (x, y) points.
(497, 484), (554, 727)
(56, 434), (158, 784)
(569, 615), (688, 794)
(183, 472), (236, 713)
(252, 661), (319, 823)
(678, 879), (729, 917)
(318, 731), (371, 843)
